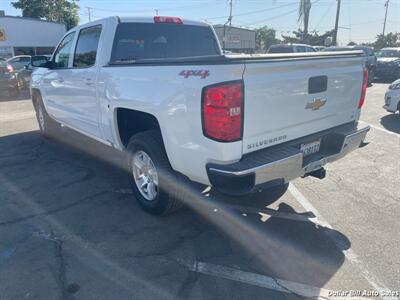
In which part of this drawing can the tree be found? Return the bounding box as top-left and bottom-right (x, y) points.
(373, 32), (400, 50)
(298, 0), (312, 42)
(255, 26), (279, 52)
(11, 0), (79, 30)
(282, 29), (335, 46)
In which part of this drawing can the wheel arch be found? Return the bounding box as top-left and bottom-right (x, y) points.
(31, 88), (41, 107)
(115, 107), (162, 149)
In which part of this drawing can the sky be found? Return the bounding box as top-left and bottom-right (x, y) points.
(0, 0), (399, 45)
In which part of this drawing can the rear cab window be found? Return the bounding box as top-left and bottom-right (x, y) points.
(73, 25), (102, 68)
(267, 46), (293, 53)
(110, 22), (220, 63)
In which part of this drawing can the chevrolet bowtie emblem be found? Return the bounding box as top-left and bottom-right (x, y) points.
(306, 98), (327, 111)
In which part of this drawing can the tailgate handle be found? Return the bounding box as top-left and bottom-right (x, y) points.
(308, 76), (327, 94)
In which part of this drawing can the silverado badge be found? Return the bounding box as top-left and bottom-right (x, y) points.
(305, 98), (327, 111)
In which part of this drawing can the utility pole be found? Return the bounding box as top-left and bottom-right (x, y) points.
(86, 7), (92, 22)
(223, 0), (233, 51)
(154, 9), (159, 16)
(228, 0), (233, 26)
(382, 0), (389, 36)
(333, 0), (341, 46)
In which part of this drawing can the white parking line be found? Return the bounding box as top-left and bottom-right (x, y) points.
(359, 120), (400, 138)
(288, 183), (398, 300)
(191, 261), (372, 300)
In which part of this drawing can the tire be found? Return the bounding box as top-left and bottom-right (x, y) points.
(34, 95), (58, 138)
(127, 130), (183, 215)
(367, 68), (374, 86)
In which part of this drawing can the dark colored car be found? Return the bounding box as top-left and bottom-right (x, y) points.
(16, 55), (50, 89)
(323, 46), (376, 85)
(6, 55), (32, 71)
(0, 61), (19, 98)
(375, 48), (400, 81)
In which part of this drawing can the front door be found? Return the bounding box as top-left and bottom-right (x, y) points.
(41, 31), (76, 123)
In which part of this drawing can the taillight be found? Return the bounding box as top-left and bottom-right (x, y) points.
(6, 64), (13, 72)
(358, 68), (368, 109)
(202, 81), (243, 142)
(154, 16), (183, 24)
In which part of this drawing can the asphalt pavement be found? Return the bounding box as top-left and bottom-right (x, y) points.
(0, 84), (399, 300)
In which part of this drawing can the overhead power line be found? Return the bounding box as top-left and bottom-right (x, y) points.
(241, 8), (299, 26)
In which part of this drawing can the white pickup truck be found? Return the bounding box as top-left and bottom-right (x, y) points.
(30, 16), (370, 215)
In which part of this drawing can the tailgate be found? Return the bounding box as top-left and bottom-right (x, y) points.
(242, 56), (364, 154)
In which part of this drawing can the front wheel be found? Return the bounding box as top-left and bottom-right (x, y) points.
(34, 95), (58, 138)
(127, 130), (183, 215)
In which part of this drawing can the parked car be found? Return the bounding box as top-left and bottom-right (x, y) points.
(375, 47), (400, 81)
(384, 79), (400, 113)
(267, 44), (316, 53)
(0, 61), (19, 98)
(323, 46), (376, 85)
(6, 55), (32, 71)
(30, 16), (370, 215)
(16, 55), (51, 89)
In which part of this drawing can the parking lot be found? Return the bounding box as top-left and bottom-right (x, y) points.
(0, 84), (399, 299)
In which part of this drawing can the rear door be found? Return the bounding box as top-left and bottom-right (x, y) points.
(242, 56), (364, 154)
(63, 24), (103, 137)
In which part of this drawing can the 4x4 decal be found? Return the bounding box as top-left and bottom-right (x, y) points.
(179, 70), (210, 79)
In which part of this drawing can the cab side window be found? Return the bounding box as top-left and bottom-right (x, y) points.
(73, 25), (102, 68)
(296, 46), (306, 52)
(306, 46), (316, 52)
(53, 32), (75, 68)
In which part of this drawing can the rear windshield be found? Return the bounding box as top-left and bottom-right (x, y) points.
(110, 23), (221, 63)
(376, 50), (400, 58)
(267, 46), (293, 53)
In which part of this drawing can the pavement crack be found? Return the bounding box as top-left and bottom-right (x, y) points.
(54, 237), (69, 300)
(176, 270), (199, 299)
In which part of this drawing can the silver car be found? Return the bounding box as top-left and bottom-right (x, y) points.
(384, 79), (400, 113)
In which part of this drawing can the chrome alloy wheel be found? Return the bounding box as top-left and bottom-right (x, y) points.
(132, 150), (159, 201)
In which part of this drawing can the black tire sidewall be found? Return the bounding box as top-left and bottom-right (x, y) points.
(127, 134), (172, 215)
(35, 96), (56, 138)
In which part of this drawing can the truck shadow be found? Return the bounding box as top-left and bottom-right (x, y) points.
(380, 113), (400, 134)
(0, 129), (349, 299)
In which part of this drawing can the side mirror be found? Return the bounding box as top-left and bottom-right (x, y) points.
(31, 55), (49, 68)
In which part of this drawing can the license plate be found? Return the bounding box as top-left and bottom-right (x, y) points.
(300, 139), (321, 157)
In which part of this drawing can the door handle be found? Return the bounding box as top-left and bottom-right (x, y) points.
(85, 78), (94, 86)
(51, 77), (64, 86)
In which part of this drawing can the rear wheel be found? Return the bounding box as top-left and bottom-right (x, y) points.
(127, 130), (183, 215)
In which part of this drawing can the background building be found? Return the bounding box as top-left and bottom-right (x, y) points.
(213, 25), (256, 54)
(0, 11), (66, 59)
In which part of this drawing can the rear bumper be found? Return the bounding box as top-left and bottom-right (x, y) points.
(376, 66), (400, 78)
(0, 74), (18, 88)
(207, 123), (370, 195)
